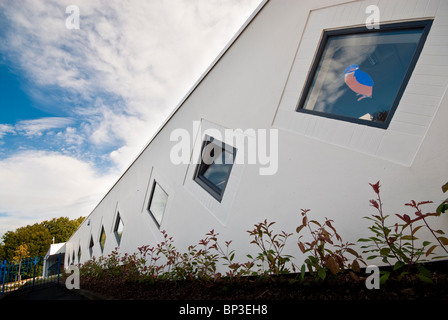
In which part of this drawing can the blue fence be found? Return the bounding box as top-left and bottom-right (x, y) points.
(0, 253), (63, 295)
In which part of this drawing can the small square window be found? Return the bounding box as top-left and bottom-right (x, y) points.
(148, 181), (168, 228)
(114, 213), (124, 244)
(297, 20), (432, 128)
(99, 226), (106, 252)
(194, 136), (237, 202)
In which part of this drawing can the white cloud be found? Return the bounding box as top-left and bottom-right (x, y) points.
(0, 151), (118, 238)
(0, 124), (15, 139)
(0, 0), (262, 163)
(15, 117), (74, 137)
(0, 0), (263, 235)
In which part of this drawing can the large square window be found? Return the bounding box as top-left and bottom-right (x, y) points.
(297, 20), (432, 128)
(148, 181), (168, 228)
(194, 136), (237, 202)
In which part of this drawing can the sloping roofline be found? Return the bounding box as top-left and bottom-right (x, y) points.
(71, 0), (270, 234)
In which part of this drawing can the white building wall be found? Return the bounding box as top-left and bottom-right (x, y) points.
(65, 0), (448, 269)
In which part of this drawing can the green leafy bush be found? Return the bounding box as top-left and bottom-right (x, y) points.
(359, 181), (448, 284)
(297, 209), (364, 281)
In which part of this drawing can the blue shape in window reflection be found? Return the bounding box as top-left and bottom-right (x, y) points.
(343, 64), (374, 101)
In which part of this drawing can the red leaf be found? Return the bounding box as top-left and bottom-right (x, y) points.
(442, 182), (448, 193)
(326, 256), (339, 275)
(438, 236), (448, 246)
(426, 245), (438, 257)
(370, 200), (379, 209)
(369, 181), (381, 194)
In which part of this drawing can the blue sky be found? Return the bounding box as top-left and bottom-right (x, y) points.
(0, 0), (262, 239)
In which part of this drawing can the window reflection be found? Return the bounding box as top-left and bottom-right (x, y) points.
(148, 181), (168, 227)
(194, 136), (236, 202)
(298, 21), (432, 127)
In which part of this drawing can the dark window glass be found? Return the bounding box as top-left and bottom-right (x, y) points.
(194, 136), (236, 202)
(114, 213), (124, 244)
(99, 226), (106, 252)
(89, 235), (94, 257)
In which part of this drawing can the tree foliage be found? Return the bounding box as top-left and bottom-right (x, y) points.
(0, 216), (84, 261)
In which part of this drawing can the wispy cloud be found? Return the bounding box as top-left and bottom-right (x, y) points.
(15, 117), (74, 137)
(0, 124), (15, 139)
(0, 0), (262, 236)
(0, 0), (262, 168)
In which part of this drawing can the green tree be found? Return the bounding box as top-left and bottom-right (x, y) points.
(0, 216), (84, 261)
(42, 216), (84, 244)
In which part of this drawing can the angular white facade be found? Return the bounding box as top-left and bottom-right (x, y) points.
(65, 0), (448, 269)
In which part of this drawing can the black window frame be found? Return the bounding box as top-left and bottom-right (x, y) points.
(99, 225), (106, 253)
(147, 180), (168, 229)
(89, 235), (94, 258)
(296, 20), (433, 129)
(114, 212), (124, 245)
(193, 135), (237, 202)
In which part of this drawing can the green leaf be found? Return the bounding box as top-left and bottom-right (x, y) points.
(417, 264), (432, 278)
(401, 235), (417, 241)
(436, 201), (448, 214)
(380, 248), (390, 256)
(417, 274), (434, 284)
(299, 265), (306, 282)
(380, 271), (390, 285)
(317, 268), (326, 280)
(367, 255), (378, 260)
(393, 261), (405, 271)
